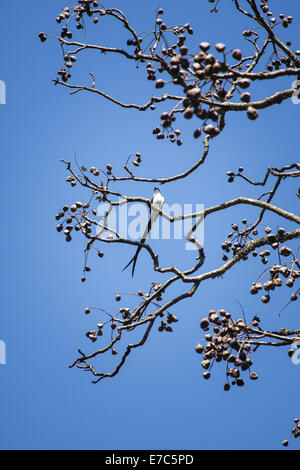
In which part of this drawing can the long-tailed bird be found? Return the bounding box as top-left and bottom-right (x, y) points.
(122, 187), (164, 277)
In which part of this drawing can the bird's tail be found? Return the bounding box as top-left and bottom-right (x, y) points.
(122, 210), (157, 277)
(122, 245), (142, 277)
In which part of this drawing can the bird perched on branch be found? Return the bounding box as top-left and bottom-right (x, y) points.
(122, 187), (165, 277)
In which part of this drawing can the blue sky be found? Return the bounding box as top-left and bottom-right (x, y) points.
(0, 0), (300, 450)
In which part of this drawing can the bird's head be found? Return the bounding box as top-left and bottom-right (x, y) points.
(154, 187), (160, 192)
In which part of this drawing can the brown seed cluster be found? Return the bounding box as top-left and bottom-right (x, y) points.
(196, 309), (259, 388)
(55, 195), (105, 279)
(39, 2), (101, 83)
(282, 417), (300, 446)
(158, 313), (179, 333)
(82, 282), (178, 348)
(248, 228), (299, 304)
(219, 219), (299, 305)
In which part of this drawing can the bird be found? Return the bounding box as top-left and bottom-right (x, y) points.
(122, 187), (165, 277)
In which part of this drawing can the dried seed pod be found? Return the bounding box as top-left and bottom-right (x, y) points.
(236, 378), (244, 387)
(240, 92), (251, 103)
(195, 343), (204, 354)
(180, 45), (188, 56)
(232, 49), (242, 60)
(201, 359), (210, 369)
(261, 295), (270, 304)
(183, 107), (193, 119)
(273, 278), (282, 287)
(155, 79), (165, 89)
(186, 87), (201, 99)
(215, 42), (226, 52)
(38, 32), (47, 42)
(247, 106), (259, 120)
(239, 78), (250, 89)
(193, 128), (202, 139)
(250, 285), (258, 295)
(279, 246), (292, 257)
(200, 318), (210, 331)
(203, 124), (215, 135)
(199, 41), (210, 51)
